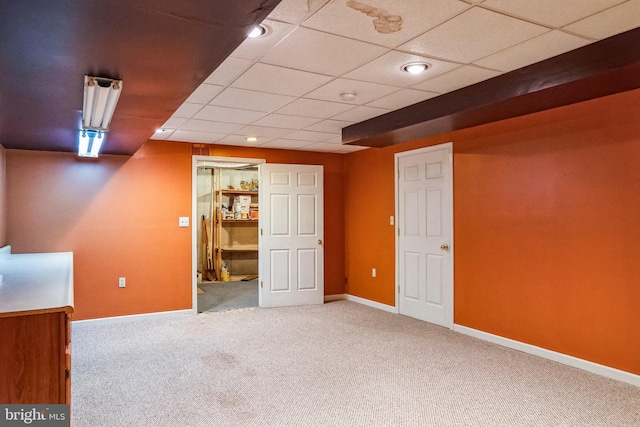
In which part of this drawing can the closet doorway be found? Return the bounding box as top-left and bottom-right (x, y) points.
(193, 156), (263, 313)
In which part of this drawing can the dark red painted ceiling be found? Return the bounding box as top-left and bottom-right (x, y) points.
(0, 0), (280, 155)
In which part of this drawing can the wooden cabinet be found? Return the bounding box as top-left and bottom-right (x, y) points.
(0, 250), (74, 404)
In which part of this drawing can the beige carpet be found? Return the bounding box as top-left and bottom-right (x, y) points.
(71, 301), (640, 426)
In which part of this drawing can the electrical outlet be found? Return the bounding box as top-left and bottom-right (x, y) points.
(390, 216), (394, 225)
(372, 268), (377, 278)
(179, 216), (189, 227)
(118, 277), (126, 288)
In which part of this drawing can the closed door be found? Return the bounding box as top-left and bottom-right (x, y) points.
(260, 164), (324, 307)
(397, 144), (453, 328)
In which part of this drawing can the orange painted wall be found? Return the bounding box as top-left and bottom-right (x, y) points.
(345, 88), (640, 375)
(5, 141), (346, 320)
(6, 141), (193, 320)
(194, 144), (346, 296)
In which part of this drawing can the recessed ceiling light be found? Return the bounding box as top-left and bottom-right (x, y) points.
(339, 92), (357, 102)
(246, 137), (258, 142)
(248, 24), (269, 38)
(401, 62), (430, 75)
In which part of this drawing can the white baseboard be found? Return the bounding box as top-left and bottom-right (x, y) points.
(346, 294), (397, 313)
(72, 309), (192, 328)
(454, 324), (640, 388)
(325, 294), (347, 302)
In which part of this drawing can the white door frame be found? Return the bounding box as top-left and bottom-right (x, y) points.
(394, 142), (454, 327)
(191, 155), (265, 314)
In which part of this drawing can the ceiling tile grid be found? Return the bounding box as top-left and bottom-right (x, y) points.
(154, 0), (640, 153)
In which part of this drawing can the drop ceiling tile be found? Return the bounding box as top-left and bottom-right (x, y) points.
(193, 105), (266, 124)
(302, 0), (470, 48)
(204, 57), (253, 86)
(344, 50), (461, 87)
(305, 78), (399, 105)
(323, 135), (342, 144)
(234, 125), (296, 139)
(210, 87), (296, 112)
(482, 0), (628, 28)
(298, 142), (345, 152)
(173, 103), (204, 119)
(251, 114), (322, 129)
(400, 7), (548, 63)
(179, 119), (245, 134)
(218, 135), (273, 146)
(150, 129), (173, 140)
(304, 119), (353, 134)
(184, 84), (224, 104)
(260, 27), (387, 76)
(268, 0), (331, 25)
(474, 30), (592, 72)
(332, 144), (369, 153)
(331, 105), (390, 122)
(367, 88), (439, 109)
(170, 130), (226, 144)
(160, 117), (187, 129)
(411, 66), (500, 93)
(259, 139), (316, 150)
(275, 98), (355, 118)
(229, 19), (297, 60)
(283, 130), (336, 142)
(231, 63), (333, 97)
(564, 0), (640, 39)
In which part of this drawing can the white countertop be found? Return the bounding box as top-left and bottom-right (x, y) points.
(0, 248), (74, 317)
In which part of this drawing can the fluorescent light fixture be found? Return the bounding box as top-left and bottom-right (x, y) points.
(82, 76), (122, 131)
(78, 130), (104, 158)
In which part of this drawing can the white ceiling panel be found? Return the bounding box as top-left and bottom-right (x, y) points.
(302, 0), (471, 48)
(172, 103), (203, 119)
(367, 88), (439, 110)
(411, 66), (501, 93)
(474, 30), (592, 72)
(306, 78), (399, 105)
(260, 27), (387, 76)
(184, 84), (224, 104)
(564, 0), (640, 39)
(203, 57), (253, 86)
(251, 113), (322, 129)
(482, 0), (628, 28)
(275, 98), (355, 119)
(170, 130), (227, 143)
(193, 105), (266, 124)
(157, 0), (640, 154)
(400, 7), (549, 63)
(234, 125), (296, 139)
(210, 87), (296, 112)
(304, 119), (353, 134)
(282, 130), (336, 142)
(179, 119), (245, 134)
(229, 19), (297, 61)
(231, 63), (333, 97)
(344, 50), (461, 87)
(267, 0), (331, 25)
(331, 105), (391, 122)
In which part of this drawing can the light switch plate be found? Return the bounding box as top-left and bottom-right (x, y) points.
(179, 217), (189, 227)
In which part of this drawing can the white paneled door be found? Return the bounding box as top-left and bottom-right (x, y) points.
(260, 164), (324, 307)
(397, 144), (453, 328)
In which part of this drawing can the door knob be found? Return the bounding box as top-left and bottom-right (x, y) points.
(318, 239), (323, 245)
(440, 244), (449, 251)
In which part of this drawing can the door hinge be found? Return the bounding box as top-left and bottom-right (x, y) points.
(260, 281), (263, 288)
(260, 228), (263, 236)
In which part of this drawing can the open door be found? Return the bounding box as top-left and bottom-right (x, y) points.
(260, 164), (324, 307)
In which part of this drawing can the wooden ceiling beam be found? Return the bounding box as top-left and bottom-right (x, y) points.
(343, 27), (640, 148)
